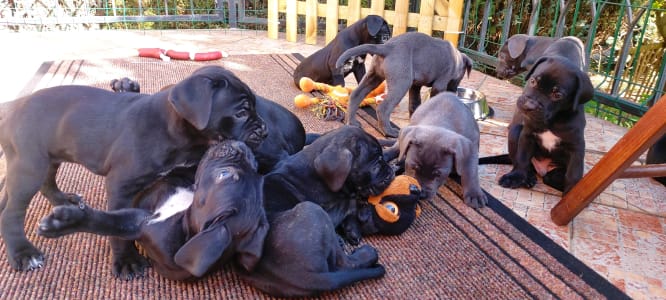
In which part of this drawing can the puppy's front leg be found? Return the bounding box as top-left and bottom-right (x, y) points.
(457, 146), (487, 208)
(499, 129), (537, 189)
(38, 200), (150, 240)
(105, 173), (155, 280)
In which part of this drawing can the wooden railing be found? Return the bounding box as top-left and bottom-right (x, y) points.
(266, 0), (465, 45)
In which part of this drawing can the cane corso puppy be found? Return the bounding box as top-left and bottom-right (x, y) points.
(0, 65), (267, 278)
(498, 36), (594, 193)
(293, 15), (391, 88)
(37, 140), (269, 280)
(496, 34), (556, 79)
(335, 32), (474, 137)
(109, 77), (305, 174)
(383, 93), (487, 208)
(240, 201), (385, 297)
(646, 135), (666, 186)
(263, 125), (394, 244)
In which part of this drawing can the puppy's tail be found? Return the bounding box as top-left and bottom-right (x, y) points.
(478, 153), (512, 165)
(335, 44), (388, 69)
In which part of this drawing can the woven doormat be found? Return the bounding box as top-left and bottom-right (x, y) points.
(0, 54), (627, 299)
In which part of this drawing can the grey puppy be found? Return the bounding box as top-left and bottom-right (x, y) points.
(240, 201), (385, 297)
(293, 15), (391, 87)
(0, 66), (267, 278)
(335, 31), (473, 137)
(384, 92), (487, 208)
(498, 36), (594, 193)
(37, 140), (269, 280)
(496, 34), (556, 79)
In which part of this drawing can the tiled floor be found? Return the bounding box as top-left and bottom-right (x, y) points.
(1, 29), (665, 299)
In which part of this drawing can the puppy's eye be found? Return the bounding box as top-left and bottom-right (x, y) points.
(432, 170), (442, 178)
(382, 201), (399, 216)
(235, 109), (248, 118)
(528, 77), (537, 87)
(552, 91), (564, 100)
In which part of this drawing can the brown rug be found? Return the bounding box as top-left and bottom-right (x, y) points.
(0, 54), (627, 299)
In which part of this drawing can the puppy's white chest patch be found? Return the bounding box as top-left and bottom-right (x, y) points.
(537, 130), (561, 152)
(148, 187), (194, 224)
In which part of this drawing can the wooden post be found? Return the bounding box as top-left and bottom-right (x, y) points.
(347, 0), (362, 25)
(418, 0), (435, 35)
(326, 0), (340, 44)
(445, 0), (463, 45)
(305, 0), (318, 44)
(393, 0), (410, 35)
(285, 0), (298, 42)
(370, 0), (385, 17)
(267, 0), (278, 39)
(550, 96), (666, 226)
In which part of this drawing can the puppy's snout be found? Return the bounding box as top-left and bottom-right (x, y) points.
(518, 96), (540, 111)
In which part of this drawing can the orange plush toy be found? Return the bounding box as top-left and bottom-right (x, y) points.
(293, 77), (386, 121)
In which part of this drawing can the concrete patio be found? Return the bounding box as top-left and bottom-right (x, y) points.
(0, 29), (664, 299)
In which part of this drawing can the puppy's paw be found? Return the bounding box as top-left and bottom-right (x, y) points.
(498, 171), (536, 189)
(349, 245), (379, 268)
(463, 189), (488, 208)
(381, 126), (400, 138)
(112, 252), (150, 280)
(110, 77), (140, 93)
(37, 205), (87, 238)
(8, 246), (45, 271)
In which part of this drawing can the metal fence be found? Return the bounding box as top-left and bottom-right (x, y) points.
(459, 0), (666, 127)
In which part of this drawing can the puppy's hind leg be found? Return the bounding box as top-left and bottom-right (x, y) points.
(407, 85), (423, 116)
(377, 80), (410, 138)
(40, 163), (81, 206)
(335, 244), (379, 270)
(1, 157), (50, 271)
(346, 74), (384, 129)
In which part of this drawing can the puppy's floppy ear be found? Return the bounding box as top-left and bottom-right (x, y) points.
(447, 135), (475, 178)
(507, 34), (528, 59)
(174, 221), (231, 277)
(169, 75), (225, 130)
(235, 216), (269, 272)
(524, 56), (549, 81)
(398, 127), (417, 162)
(314, 145), (353, 192)
(365, 15), (386, 36)
(572, 69), (595, 111)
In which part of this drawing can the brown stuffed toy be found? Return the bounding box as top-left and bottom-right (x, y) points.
(353, 175), (422, 237)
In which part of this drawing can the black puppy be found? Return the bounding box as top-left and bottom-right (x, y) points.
(293, 15), (391, 87)
(0, 66), (267, 277)
(37, 140), (269, 281)
(240, 200), (385, 297)
(263, 125), (395, 244)
(498, 37), (594, 193)
(646, 135), (666, 186)
(108, 77), (306, 174)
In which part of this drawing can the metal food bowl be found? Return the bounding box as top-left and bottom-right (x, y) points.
(456, 87), (491, 120)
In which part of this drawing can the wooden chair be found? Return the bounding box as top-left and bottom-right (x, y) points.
(550, 95), (666, 226)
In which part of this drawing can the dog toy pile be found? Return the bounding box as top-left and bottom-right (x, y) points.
(293, 77), (386, 121)
(138, 48), (229, 61)
(367, 175), (422, 223)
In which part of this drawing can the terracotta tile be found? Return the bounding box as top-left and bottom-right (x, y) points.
(618, 209), (664, 234)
